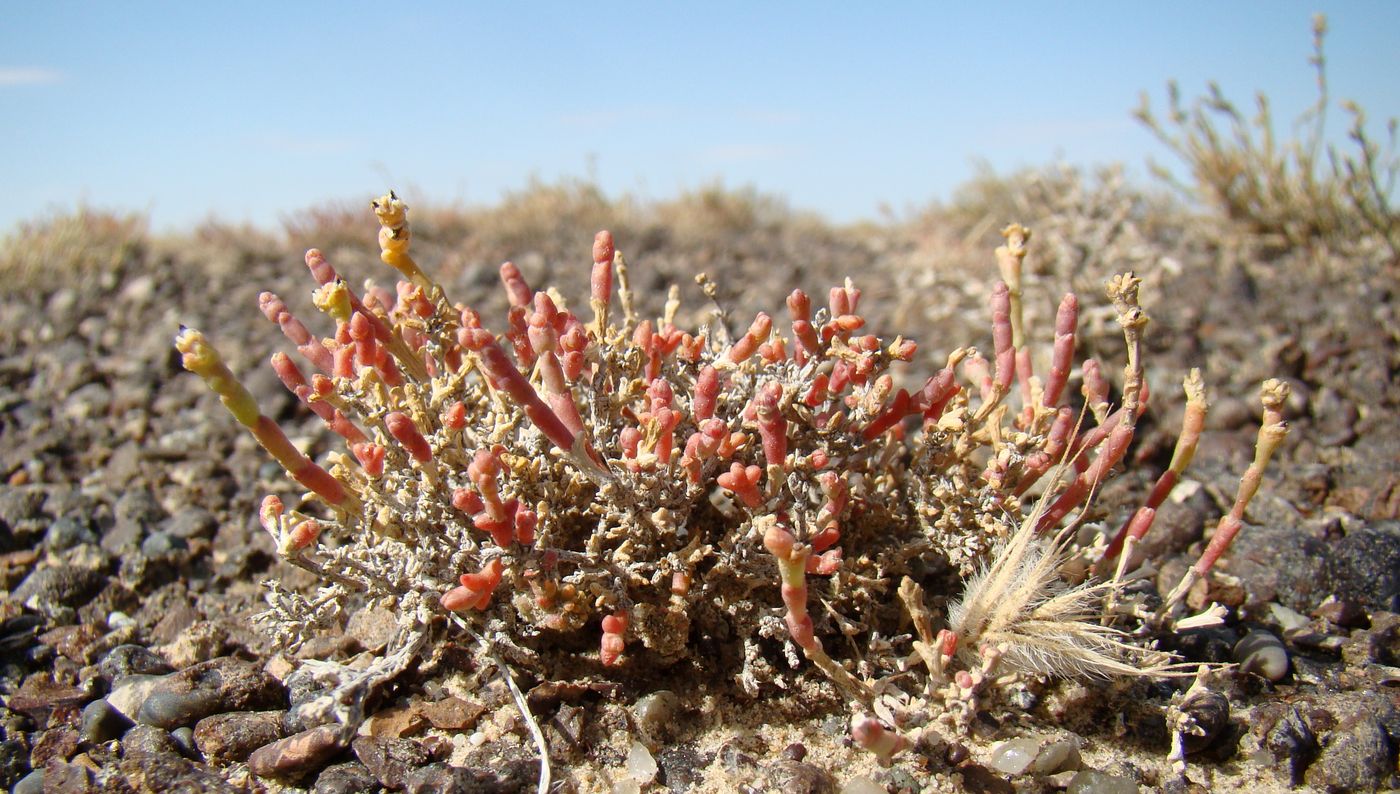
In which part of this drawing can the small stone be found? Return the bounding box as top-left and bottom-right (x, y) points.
(631, 690), (681, 739)
(11, 769), (43, 794)
(989, 737), (1040, 776)
(137, 657), (285, 729)
(1234, 630), (1289, 681)
(135, 687), (223, 730)
(364, 705), (427, 738)
(7, 672), (89, 722)
(1033, 739), (1082, 775)
(1313, 595), (1368, 629)
(12, 566), (104, 620)
(121, 724), (181, 757)
(169, 726), (198, 759)
(781, 742), (807, 762)
(139, 531), (187, 560)
(41, 760), (98, 792)
(80, 699), (131, 744)
(352, 735), (429, 790)
(720, 742), (757, 773)
(1304, 714), (1393, 792)
(400, 764), (467, 794)
(99, 645), (173, 681)
(119, 747), (234, 792)
(194, 711), (287, 764)
(312, 761), (380, 794)
(162, 508), (216, 540)
(29, 724), (79, 769)
(1066, 769), (1140, 794)
(346, 606), (397, 654)
(43, 518), (97, 552)
(626, 740), (658, 784)
(418, 696), (485, 731)
(655, 745), (707, 792)
(247, 724), (344, 779)
(159, 621), (228, 669)
(763, 759), (835, 794)
(1267, 603), (1311, 632)
(842, 776), (884, 794)
(1265, 707), (1318, 786)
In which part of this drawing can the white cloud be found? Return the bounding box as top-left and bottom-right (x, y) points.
(0, 67), (63, 86)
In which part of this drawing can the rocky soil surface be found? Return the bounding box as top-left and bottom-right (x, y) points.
(0, 182), (1396, 792)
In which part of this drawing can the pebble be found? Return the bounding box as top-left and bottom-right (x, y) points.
(43, 517), (98, 552)
(312, 760), (380, 794)
(1066, 769), (1140, 794)
(162, 507), (216, 540)
(98, 645), (173, 682)
(11, 565), (104, 619)
(763, 759), (835, 793)
(0, 488), (46, 537)
(1264, 707), (1317, 786)
(30, 724), (79, 768)
(10, 769), (43, 794)
(160, 621), (229, 669)
(781, 742), (807, 762)
(118, 746), (233, 792)
(1305, 713), (1394, 792)
(352, 735), (430, 789)
(139, 531), (187, 560)
(989, 737), (1040, 775)
(631, 689), (681, 738)
(80, 698), (132, 743)
(418, 696), (485, 731)
(1032, 739), (1082, 774)
(1313, 595), (1367, 629)
(121, 724), (182, 757)
(842, 776), (884, 794)
(247, 724), (344, 779)
(136, 686), (223, 729)
(402, 763), (519, 794)
(1234, 630), (1289, 681)
(345, 606), (397, 654)
(626, 740), (658, 784)
(169, 726), (198, 759)
(655, 745), (708, 792)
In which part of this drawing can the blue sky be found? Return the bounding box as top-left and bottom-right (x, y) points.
(4, 2), (1398, 232)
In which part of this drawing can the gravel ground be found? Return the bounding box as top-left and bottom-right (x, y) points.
(0, 181), (1396, 792)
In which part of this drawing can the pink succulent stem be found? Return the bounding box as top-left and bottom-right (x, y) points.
(259, 292), (334, 373)
(754, 382), (787, 467)
(499, 261), (532, 309)
(990, 282), (1015, 392)
(385, 411), (433, 463)
(728, 313), (772, 364)
(1043, 293), (1079, 408)
(459, 328), (577, 453)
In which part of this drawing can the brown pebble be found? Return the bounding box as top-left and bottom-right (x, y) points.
(246, 724), (344, 779)
(781, 742), (806, 761)
(418, 696), (486, 731)
(946, 742), (969, 764)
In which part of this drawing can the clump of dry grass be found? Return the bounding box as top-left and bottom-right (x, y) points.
(1136, 13), (1399, 259)
(0, 207), (147, 294)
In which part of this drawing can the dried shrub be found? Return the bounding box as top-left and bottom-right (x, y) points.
(178, 193), (1287, 776)
(1136, 14), (1399, 259)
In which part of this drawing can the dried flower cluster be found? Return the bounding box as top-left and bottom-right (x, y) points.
(177, 193), (1287, 765)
